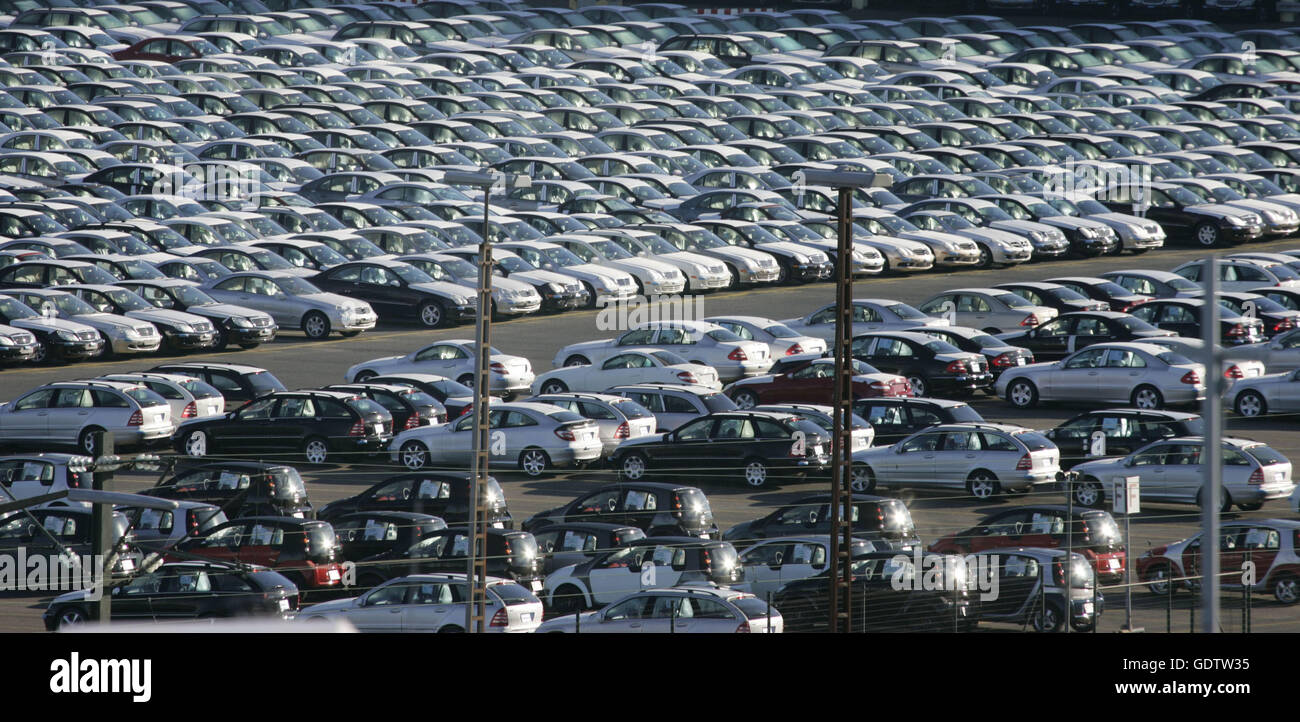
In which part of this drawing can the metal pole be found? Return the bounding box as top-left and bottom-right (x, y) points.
(465, 185), (494, 633)
(827, 186), (854, 633)
(92, 432), (113, 625)
(1125, 508), (1133, 630)
(1065, 479), (1073, 634)
(1201, 255), (1221, 633)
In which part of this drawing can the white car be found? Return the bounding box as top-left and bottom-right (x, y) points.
(300, 574), (543, 633)
(553, 320), (771, 382)
(704, 315), (828, 358)
(533, 349), (721, 395)
(735, 535), (877, 597)
(782, 298), (948, 343)
(524, 392), (659, 455)
(596, 228), (734, 292)
(535, 587), (782, 633)
(346, 339), (534, 396)
(497, 240), (637, 306)
(98, 372), (225, 422)
(1229, 368), (1300, 417)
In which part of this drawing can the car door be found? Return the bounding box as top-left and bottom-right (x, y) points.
(586, 544), (651, 605)
(43, 387), (96, 447)
(149, 568), (214, 620)
(738, 541), (790, 596)
(989, 552), (1041, 618)
(439, 412), (482, 468)
(774, 363), (829, 404)
(185, 522), (246, 565)
(1156, 303), (1200, 337)
(1128, 442), (1182, 503)
(265, 394), (316, 453)
(218, 396), (279, 454)
(402, 580), (459, 632)
(881, 430), (943, 486)
(108, 569), (164, 622)
(235, 520), (285, 568)
(347, 581), (410, 632)
(357, 477), (419, 515)
(1048, 347), (1106, 399)
(1098, 347), (1147, 403)
(857, 401), (910, 444)
(0, 387), (55, 445)
(707, 415), (758, 473)
(652, 417), (715, 471)
(588, 594), (653, 633)
(565, 487), (623, 525)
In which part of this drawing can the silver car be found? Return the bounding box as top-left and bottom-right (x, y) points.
(8, 288), (160, 356)
(98, 372), (225, 422)
(782, 298), (949, 343)
(0, 380), (173, 455)
(535, 587), (782, 633)
(704, 315), (828, 358)
(497, 240), (637, 307)
(751, 404), (874, 452)
(533, 349), (721, 395)
(604, 383), (738, 433)
(1227, 327), (1300, 372)
(302, 574), (544, 633)
(548, 235), (687, 296)
(851, 422), (1061, 500)
(202, 270), (377, 339)
(525, 392), (659, 454)
(553, 320), (772, 382)
(346, 340), (535, 396)
(1229, 368), (1300, 418)
(389, 401), (603, 477)
(735, 535), (877, 597)
(916, 288), (1058, 334)
(1069, 437), (1295, 512)
(996, 342), (1207, 411)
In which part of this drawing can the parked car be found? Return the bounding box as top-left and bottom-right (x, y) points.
(552, 320), (772, 383)
(148, 362), (286, 407)
(317, 472), (513, 529)
(115, 501), (228, 552)
(604, 382), (737, 432)
(533, 349), (722, 394)
(850, 331), (993, 398)
(967, 548), (1102, 632)
(346, 339), (535, 396)
(0, 379), (172, 455)
(351, 527), (544, 594)
(524, 392), (658, 455)
(929, 506), (1127, 583)
(721, 493), (921, 551)
(996, 342), (1207, 410)
(300, 573), (544, 632)
(1137, 519), (1300, 604)
(169, 516), (345, 600)
(535, 586), (781, 633)
(530, 522), (648, 575)
(542, 536), (742, 612)
(139, 461), (313, 519)
(1044, 408), (1204, 468)
(523, 482), (719, 540)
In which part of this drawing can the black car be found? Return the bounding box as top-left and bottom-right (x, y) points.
(608, 411), (830, 489)
(1218, 292), (1300, 338)
(43, 561), (299, 630)
(1043, 277), (1152, 313)
(853, 397), (986, 446)
(0, 259), (121, 289)
(772, 550), (974, 633)
(140, 460), (314, 519)
(321, 383), (446, 431)
(172, 390), (393, 465)
(1099, 181), (1264, 247)
(1128, 298), (1266, 345)
(116, 278), (278, 351)
(364, 373), (474, 418)
(524, 482), (719, 539)
(311, 259), (476, 329)
(996, 311), (1175, 362)
(0, 507), (139, 581)
(148, 362), (287, 407)
(928, 506), (1127, 584)
(904, 325), (1034, 379)
(993, 281), (1111, 314)
(317, 472), (513, 529)
(850, 331), (994, 398)
(355, 527), (542, 591)
(722, 493), (922, 551)
(1044, 408), (1203, 469)
(330, 511), (447, 563)
(170, 516), (345, 599)
(530, 521), (648, 575)
(0, 294), (98, 362)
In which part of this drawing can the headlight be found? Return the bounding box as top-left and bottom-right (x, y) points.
(230, 316), (255, 328)
(0, 336), (13, 346)
(547, 282), (565, 293)
(172, 324), (194, 334)
(452, 296), (471, 305)
(1226, 215), (1246, 226)
(1029, 231), (1047, 242)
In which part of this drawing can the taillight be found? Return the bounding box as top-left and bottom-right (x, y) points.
(1226, 323), (1246, 338)
(1019, 314), (1039, 327)
(459, 406), (472, 417)
(1248, 468), (1263, 485)
(489, 607), (509, 627)
(1052, 561), (1066, 586)
(992, 352), (1017, 368)
(615, 421), (629, 439)
(1016, 453), (1032, 471)
(1180, 371), (1200, 385)
(727, 348), (748, 361)
(676, 371), (698, 384)
(348, 420), (365, 436)
(490, 362), (506, 374)
(66, 472), (82, 489)
(1275, 318), (1295, 332)
(785, 343), (803, 356)
(181, 401), (197, 418)
(944, 360), (967, 374)
(1224, 365), (1244, 379)
(188, 512), (199, 533)
(404, 415), (419, 430)
(735, 620), (751, 633)
(127, 410), (143, 426)
(554, 426), (577, 441)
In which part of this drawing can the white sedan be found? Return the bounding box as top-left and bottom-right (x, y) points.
(300, 574), (542, 633)
(704, 315), (828, 358)
(345, 339), (534, 395)
(782, 298), (948, 342)
(532, 350), (721, 394)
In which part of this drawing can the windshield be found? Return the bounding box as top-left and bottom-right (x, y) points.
(275, 277), (323, 295)
(271, 467), (306, 499)
(885, 303), (930, 320)
(37, 293), (97, 316)
(1013, 431), (1053, 451)
(948, 403), (984, 423)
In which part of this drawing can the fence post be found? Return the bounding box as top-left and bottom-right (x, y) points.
(574, 608), (579, 634)
(1166, 568), (1173, 633)
(767, 592), (772, 634)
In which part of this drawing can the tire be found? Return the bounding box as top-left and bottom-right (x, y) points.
(563, 355), (590, 367)
(303, 436), (329, 464)
(418, 300), (445, 328)
(31, 342), (47, 364)
(457, 374), (474, 389)
(906, 375), (928, 397)
(620, 452), (648, 481)
(776, 261), (792, 285)
(1032, 600), (1065, 633)
(1073, 477), (1104, 508)
(183, 429), (208, 457)
(732, 389), (759, 409)
(1237, 502), (1263, 511)
(1193, 222), (1220, 248)
(212, 331), (229, 352)
(723, 265), (739, 290)
(742, 457), (769, 488)
(1007, 379), (1038, 408)
(99, 332), (116, 358)
(1145, 563), (1175, 595)
(583, 283), (598, 309)
(976, 244), (993, 269)
(1197, 487), (1231, 513)
(302, 311), (330, 340)
(1131, 385), (1164, 411)
(399, 440), (429, 470)
(966, 471), (1001, 501)
(551, 584), (586, 614)
(850, 463), (876, 493)
(353, 370), (377, 383)
(77, 427), (104, 457)
(1235, 390), (1266, 418)
(539, 379), (568, 394)
(1273, 574), (1299, 605)
(1071, 616), (1096, 633)
(55, 606), (88, 630)
(518, 448), (550, 478)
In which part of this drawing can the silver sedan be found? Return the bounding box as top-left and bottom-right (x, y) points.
(704, 315), (828, 358)
(1230, 369), (1300, 418)
(346, 340), (535, 396)
(202, 271), (376, 340)
(782, 298), (948, 342)
(996, 342), (1206, 411)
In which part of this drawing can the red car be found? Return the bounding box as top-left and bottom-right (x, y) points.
(1136, 519), (1300, 604)
(112, 35), (223, 63)
(724, 356), (911, 409)
(929, 506), (1127, 583)
(170, 516), (345, 601)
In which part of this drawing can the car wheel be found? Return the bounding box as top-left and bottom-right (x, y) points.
(1073, 477), (1104, 508)
(353, 370), (377, 383)
(966, 471), (1001, 501)
(1007, 379), (1038, 408)
(1145, 563), (1175, 595)
(551, 584), (586, 614)
(1032, 600), (1065, 633)
(1193, 222), (1220, 248)
(1196, 487), (1231, 513)
(302, 311), (331, 339)
(55, 606), (88, 630)
(212, 331), (229, 352)
(1274, 574), (1299, 605)
(183, 429), (208, 457)
(976, 244), (993, 268)
(776, 261), (792, 285)
(850, 463), (875, 493)
(457, 374), (474, 389)
(742, 457), (769, 488)
(303, 437), (329, 464)
(31, 342), (47, 364)
(1237, 502), (1263, 511)
(732, 389), (759, 409)
(539, 379), (568, 394)
(621, 452), (648, 481)
(519, 448), (550, 478)
(563, 355), (589, 367)
(1235, 391), (1266, 418)
(418, 300), (445, 328)
(98, 332), (116, 358)
(723, 265), (739, 290)
(399, 440), (428, 470)
(77, 427), (104, 457)
(1131, 385), (1164, 411)
(583, 283), (599, 309)
(906, 375), (928, 397)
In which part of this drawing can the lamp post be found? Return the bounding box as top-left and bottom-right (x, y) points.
(797, 169), (892, 633)
(441, 170), (529, 633)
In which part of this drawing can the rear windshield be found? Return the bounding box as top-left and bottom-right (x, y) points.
(613, 528), (647, 545)
(675, 488), (712, 516)
(306, 524), (337, 554)
(1246, 445), (1287, 466)
(194, 508), (227, 534)
(886, 302), (929, 320)
(611, 398), (653, 419)
(400, 389), (439, 407)
(270, 467), (306, 499)
(1013, 431), (1053, 451)
(1156, 351), (1194, 366)
(701, 392), (736, 412)
(1180, 417), (1205, 435)
(348, 397), (388, 417)
(732, 595), (774, 620)
(548, 410), (585, 424)
(923, 340), (962, 354)
(489, 582), (539, 606)
(507, 533), (539, 561)
(124, 387), (168, 408)
(179, 378), (222, 399)
(248, 370), (286, 393)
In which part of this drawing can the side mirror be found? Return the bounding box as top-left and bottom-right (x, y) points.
(1045, 429), (1056, 439)
(1123, 457), (1135, 468)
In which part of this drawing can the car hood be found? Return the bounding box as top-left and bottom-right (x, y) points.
(12, 317), (99, 334)
(74, 313), (154, 334)
(125, 308), (209, 326)
(194, 303), (274, 321)
(298, 595), (361, 614)
(410, 280), (476, 300)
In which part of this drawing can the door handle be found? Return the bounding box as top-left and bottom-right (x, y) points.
(389, 609), (401, 614)
(629, 623), (641, 629)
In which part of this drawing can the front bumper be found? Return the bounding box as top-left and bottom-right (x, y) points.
(163, 329), (217, 350)
(541, 289), (586, 312)
(495, 297), (542, 315)
(888, 255), (933, 271)
(48, 337), (104, 360)
(0, 342), (37, 363)
(226, 323), (278, 344)
(339, 311), (380, 331)
(796, 260), (833, 281)
(933, 371), (995, 393)
(110, 334), (163, 355)
(491, 373), (536, 394)
(1223, 224), (1264, 242)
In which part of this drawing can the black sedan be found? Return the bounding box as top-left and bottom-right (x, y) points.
(310, 259), (477, 328)
(44, 562), (299, 630)
(904, 325), (1034, 379)
(721, 493), (921, 551)
(354, 527), (543, 592)
(316, 472), (513, 529)
(140, 460), (313, 519)
(1043, 408), (1204, 469)
(330, 511), (447, 563)
(1099, 182), (1263, 247)
(993, 281), (1111, 314)
(608, 411), (830, 489)
(1127, 298), (1266, 345)
(366, 373), (474, 418)
(849, 331), (994, 398)
(522, 481), (719, 539)
(996, 311), (1175, 362)
(0, 294), (98, 362)
(321, 382), (446, 431)
(530, 521), (648, 574)
(1043, 277), (1152, 313)
(1218, 291), (1300, 338)
(172, 390), (393, 465)
(852, 397), (986, 446)
(116, 278), (278, 351)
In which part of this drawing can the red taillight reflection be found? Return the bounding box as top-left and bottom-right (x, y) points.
(181, 402), (197, 418)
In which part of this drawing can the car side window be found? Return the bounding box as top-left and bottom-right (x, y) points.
(603, 596), (652, 621)
(675, 418), (713, 440)
(900, 432), (942, 453)
(237, 398), (277, 420)
(862, 404), (906, 426)
(687, 597), (735, 619)
(1063, 348), (1105, 369)
(662, 395), (698, 414)
(12, 388), (55, 411)
(713, 417), (754, 440)
(576, 489), (620, 514)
